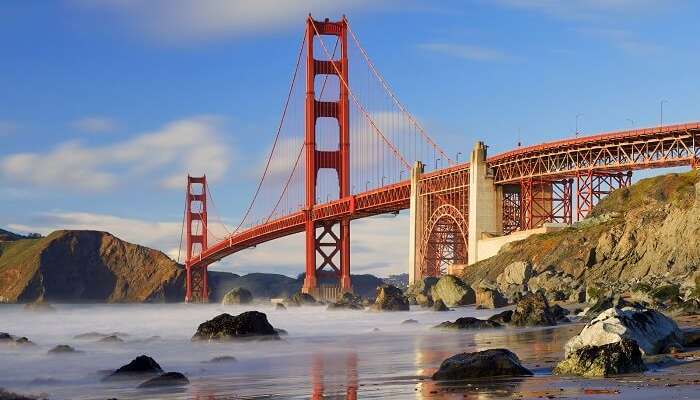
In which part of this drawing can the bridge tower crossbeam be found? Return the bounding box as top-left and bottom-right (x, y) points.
(185, 175), (209, 303)
(303, 16), (352, 297)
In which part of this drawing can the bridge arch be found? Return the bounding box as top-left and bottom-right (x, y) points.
(418, 204), (468, 279)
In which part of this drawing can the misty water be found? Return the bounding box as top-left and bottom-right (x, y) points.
(1, 304), (694, 399)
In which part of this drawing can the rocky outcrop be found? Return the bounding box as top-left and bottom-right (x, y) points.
(138, 372), (190, 388)
(327, 292), (363, 310)
(103, 355), (163, 381)
(434, 317), (501, 330)
(475, 287), (508, 309)
(432, 299), (449, 311)
(192, 312), (280, 341)
(406, 277), (438, 307)
(0, 230), (184, 303)
(510, 292), (557, 327)
(488, 310), (513, 324)
(565, 307), (684, 356)
(431, 275), (475, 307)
(284, 292), (317, 307)
(372, 285), (409, 311)
(48, 345), (80, 354)
(461, 172), (700, 303)
(221, 288), (253, 305)
(432, 349), (532, 380)
(554, 338), (646, 377)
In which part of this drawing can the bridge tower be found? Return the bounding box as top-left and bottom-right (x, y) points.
(185, 175), (209, 302)
(302, 16), (352, 297)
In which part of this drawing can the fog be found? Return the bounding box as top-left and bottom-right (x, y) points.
(1, 303), (578, 399)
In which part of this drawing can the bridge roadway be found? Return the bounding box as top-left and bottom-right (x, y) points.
(189, 122), (700, 270)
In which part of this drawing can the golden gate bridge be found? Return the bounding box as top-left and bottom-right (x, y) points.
(180, 16), (700, 302)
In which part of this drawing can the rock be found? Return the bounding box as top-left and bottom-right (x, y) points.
(553, 338), (646, 377)
(401, 319), (419, 324)
(372, 285), (409, 311)
(285, 292), (317, 307)
(550, 304), (571, 322)
(496, 261), (532, 287)
(475, 287), (508, 309)
(205, 355), (237, 363)
(99, 334), (124, 343)
(48, 345), (80, 354)
(0, 332), (12, 342)
(0, 388), (46, 400)
(430, 275), (475, 307)
(488, 310), (513, 324)
(406, 277), (439, 306)
(432, 299), (449, 311)
(192, 311), (280, 341)
(275, 303), (286, 310)
(568, 287), (586, 304)
(327, 292), (363, 310)
(564, 307), (684, 356)
(103, 355), (163, 381)
(138, 372), (189, 388)
(221, 288), (253, 305)
(582, 294), (640, 321)
(432, 349), (533, 380)
(668, 299), (700, 316)
(510, 292), (557, 327)
(434, 317), (502, 330)
(14, 337), (32, 345)
(415, 293), (433, 307)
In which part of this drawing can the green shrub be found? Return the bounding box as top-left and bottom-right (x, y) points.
(649, 284), (680, 301)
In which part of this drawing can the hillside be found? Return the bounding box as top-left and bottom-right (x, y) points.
(0, 230), (184, 303)
(462, 170), (700, 300)
(0, 228), (25, 242)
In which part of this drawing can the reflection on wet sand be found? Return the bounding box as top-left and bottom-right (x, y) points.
(311, 352), (358, 400)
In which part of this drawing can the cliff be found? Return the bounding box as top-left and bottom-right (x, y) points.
(462, 170), (700, 300)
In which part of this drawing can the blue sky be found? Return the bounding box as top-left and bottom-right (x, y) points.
(2, 0), (699, 277)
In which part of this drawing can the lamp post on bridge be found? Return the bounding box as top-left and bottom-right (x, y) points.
(381, 176), (387, 186)
(366, 180), (371, 191)
(660, 100), (668, 129)
(575, 114), (583, 137)
(435, 158), (441, 170)
(456, 152), (462, 162)
(626, 118), (635, 128)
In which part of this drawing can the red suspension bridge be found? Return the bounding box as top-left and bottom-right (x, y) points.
(181, 16), (700, 302)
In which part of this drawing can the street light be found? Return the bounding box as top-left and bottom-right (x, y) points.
(660, 100), (668, 128)
(435, 158), (441, 170)
(575, 114), (583, 137)
(456, 152), (462, 162)
(399, 170), (405, 180)
(366, 180), (371, 191)
(626, 118), (635, 128)
(381, 176), (387, 186)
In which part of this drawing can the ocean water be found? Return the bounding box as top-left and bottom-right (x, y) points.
(0, 303), (683, 399)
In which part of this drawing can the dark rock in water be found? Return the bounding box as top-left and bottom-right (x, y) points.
(138, 372), (189, 388)
(583, 295), (641, 321)
(275, 303), (286, 310)
(192, 311), (280, 341)
(74, 331), (128, 340)
(475, 287), (508, 309)
(0, 388), (46, 400)
(434, 317), (502, 330)
(274, 328), (288, 336)
(406, 277), (439, 307)
(285, 292), (317, 307)
(98, 335), (124, 343)
(432, 299), (449, 312)
(550, 304), (571, 322)
(14, 337), (33, 346)
(432, 349), (533, 380)
(511, 292), (557, 327)
(103, 355), (163, 381)
(205, 355), (237, 363)
(554, 338), (646, 377)
(0, 332), (11, 341)
(327, 292), (363, 310)
(401, 319), (419, 324)
(221, 287), (253, 305)
(372, 285), (409, 311)
(488, 310), (513, 324)
(48, 345), (80, 354)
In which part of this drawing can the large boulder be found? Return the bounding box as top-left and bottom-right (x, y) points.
(432, 349), (532, 380)
(406, 277), (439, 306)
(564, 307), (684, 356)
(488, 310), (513, 324)
(510, 292), (557, 327)
(432, 299), (449, 311)
(582, 294), (638, 321)
(554, 338), (646, 377)
(103, 355), (163, 381)
(138, 372), (190, 388)
(327, 292), (363, 310)
(192, 311), (280, 341)
(284, 292), (317, 307)
(475, 287), (508, 309)
(431, 275), (475, 307)
(372, 285), (409, 311)
(221, 288), (253, 305)
(496, 261), (532, 287)
(434, 317), (502, 330)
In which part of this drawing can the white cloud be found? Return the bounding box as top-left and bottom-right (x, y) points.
(72, 116), (118, 133)
(0, 116), (231, 192)
(74, 0), (395, 44)
(418, 43), (514, 62)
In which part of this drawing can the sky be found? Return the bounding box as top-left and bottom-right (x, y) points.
(2, 0), (700, 278)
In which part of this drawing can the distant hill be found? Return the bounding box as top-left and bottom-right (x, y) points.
(0, 230), (184, 303)
(0, 228), (25, 242)
(0, 229), (387, 303)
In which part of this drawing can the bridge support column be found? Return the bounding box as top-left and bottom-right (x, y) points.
(576, 171), (631, 220)
(468, 142), (502, 265)
(184, 175), (209, 303)
(407, 161), (424, 285)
